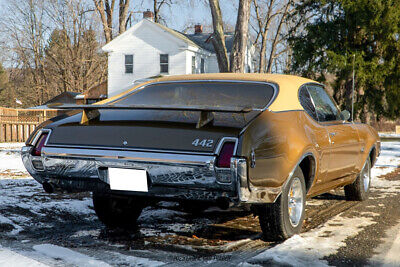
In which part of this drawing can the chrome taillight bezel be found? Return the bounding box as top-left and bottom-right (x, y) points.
(214, 137), (238, 170)
(214, 137), (239, 184)
(31, 129), (52, 157)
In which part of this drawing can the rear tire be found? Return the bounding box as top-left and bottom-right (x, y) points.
(344, 157), (371, 201)
(92, 192), (145, 229)
(257, 167), (306, 241)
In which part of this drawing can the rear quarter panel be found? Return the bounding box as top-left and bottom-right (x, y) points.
(354, 123), (380, 167)
(238, 110), (321, 195)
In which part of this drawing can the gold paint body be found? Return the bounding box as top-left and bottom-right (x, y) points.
(104, 73), (380, 201)
(50, 73), (381, 202)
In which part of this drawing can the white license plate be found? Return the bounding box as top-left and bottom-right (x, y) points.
(108, 168), (148, 192)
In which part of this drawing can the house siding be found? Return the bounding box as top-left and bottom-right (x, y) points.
(103, 19), (254, 96)
(107, 22), (190, 96)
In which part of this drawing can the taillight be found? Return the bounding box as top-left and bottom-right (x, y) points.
(216, 142), (235, 168)
(32, 133), (48, 156)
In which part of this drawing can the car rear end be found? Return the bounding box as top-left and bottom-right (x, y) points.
(23, 131), (248, 206)
(21, 79), (276, 207)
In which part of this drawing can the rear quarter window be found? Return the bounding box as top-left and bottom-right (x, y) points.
(299, 86), (318, 121)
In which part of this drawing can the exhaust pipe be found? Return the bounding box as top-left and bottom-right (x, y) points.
(42, 182), (54, 193)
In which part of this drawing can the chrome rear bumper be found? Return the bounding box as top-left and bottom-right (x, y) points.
(21, 145), (253, 204)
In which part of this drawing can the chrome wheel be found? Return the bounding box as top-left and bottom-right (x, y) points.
(362, 161), (371, 192)
(287, 177), (304, 227)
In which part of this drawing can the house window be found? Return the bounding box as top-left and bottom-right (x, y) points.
(201, 58), (205, 73)
(192, 56), (196, 74)
(160, 54), (169, 73)
(125, 55), (133, 74)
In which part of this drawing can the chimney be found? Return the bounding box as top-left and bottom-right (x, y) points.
(194, 24), (203, 34)
(143, 9), (154, 21)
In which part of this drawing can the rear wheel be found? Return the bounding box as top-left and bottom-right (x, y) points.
(257, 167), (306, 241)
(344, 157), (371, 201)
(92, 192), (145, 229)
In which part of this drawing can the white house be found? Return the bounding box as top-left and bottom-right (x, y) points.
(102, 11), (254, 97)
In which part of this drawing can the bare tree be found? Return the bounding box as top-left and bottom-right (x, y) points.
(93, 0), (115, 43)
(253, 0), (276, 72)
(0, 0), (107, 107)
(266, 0), (291, 73)
(251, 0), (296, 73)
(45, 0), (107, 94)
(230, 0), (251, 73)
(0, 0), (49, 105)
(93, 0), (132, 42)
(208, 0), (229, 72)
(152, 0), (173, 23)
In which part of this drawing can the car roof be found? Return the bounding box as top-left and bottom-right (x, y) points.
(104, 73), (321, 112)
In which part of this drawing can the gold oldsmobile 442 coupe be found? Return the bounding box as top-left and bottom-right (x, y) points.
(21, 74), (380, 240)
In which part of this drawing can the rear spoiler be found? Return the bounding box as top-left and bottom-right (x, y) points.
(48, 104), (255, 128)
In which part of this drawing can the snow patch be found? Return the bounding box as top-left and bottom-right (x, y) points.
(0, 246), (47, 267)
(0, 143), (26, 175)
(379, 133), (400, 138)
(33, 244), (109, 267)
(249, 215), (376, 266)
(111, 252), (165, 266)
(71, 229), (100, 238)
(247, 142), (400, 266)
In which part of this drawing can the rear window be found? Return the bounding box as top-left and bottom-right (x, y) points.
(112, 81), (276, 109)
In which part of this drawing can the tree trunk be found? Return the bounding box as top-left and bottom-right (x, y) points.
(154, 0), (159, 23)
(230, 0), (251, 73)
(259, 32), (268, 73)
(119, 0), (130, 34)
(209, 0), (229, 72)
(93, 0), (115, 43)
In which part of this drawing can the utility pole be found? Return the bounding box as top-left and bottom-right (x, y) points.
(351, 54), (355, 122)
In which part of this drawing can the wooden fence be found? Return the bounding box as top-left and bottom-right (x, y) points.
(0, 107), (64, 142)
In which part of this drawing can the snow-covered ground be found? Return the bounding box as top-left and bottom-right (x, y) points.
(0, 143), (29, 178)
(0, 142), (398, 266)
(379, 132), (400, 138)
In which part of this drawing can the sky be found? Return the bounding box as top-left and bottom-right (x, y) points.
(0, 0), (238, 34)
(130, 0), (238, 33)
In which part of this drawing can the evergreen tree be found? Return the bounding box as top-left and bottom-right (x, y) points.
(290, 0), (400, 122)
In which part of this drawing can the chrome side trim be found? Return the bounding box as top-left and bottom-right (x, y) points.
(269, 109), (304, 113)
